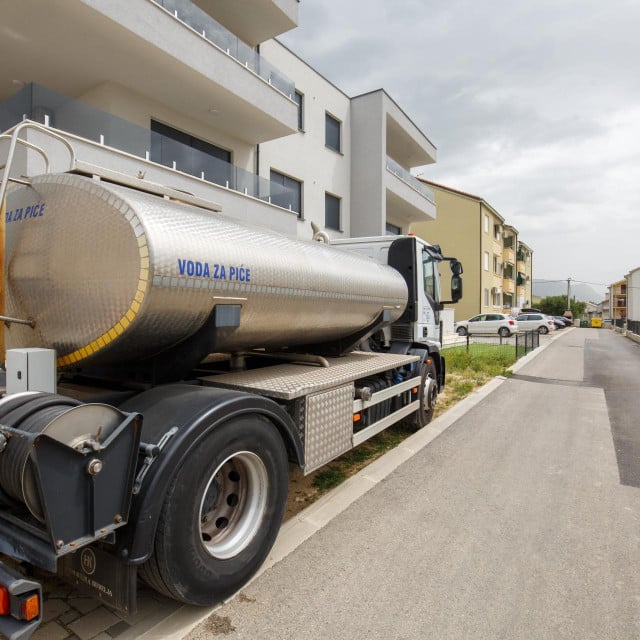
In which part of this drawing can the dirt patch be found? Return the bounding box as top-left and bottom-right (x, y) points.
(285, 465), (322, 520)
(198, 614), (236, 635)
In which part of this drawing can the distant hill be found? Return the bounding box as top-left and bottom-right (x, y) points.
(533, 280), (604, 303)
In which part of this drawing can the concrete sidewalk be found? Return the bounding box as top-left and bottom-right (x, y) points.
(176, 327), (640, 639)
(147, 332), (575, 640)
(31, 330), (563, 640)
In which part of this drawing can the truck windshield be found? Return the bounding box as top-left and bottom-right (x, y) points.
(422, 250), (439, 303)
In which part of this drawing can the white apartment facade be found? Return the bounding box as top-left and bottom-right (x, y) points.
(0, 0), (436, 241)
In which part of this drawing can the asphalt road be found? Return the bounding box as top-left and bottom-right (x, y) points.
(186, 329), (640, 640)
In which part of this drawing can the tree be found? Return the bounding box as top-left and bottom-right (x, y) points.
(539, 295), (586, 317)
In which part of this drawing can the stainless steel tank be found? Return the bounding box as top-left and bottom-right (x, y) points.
(4, 173), (408, 368)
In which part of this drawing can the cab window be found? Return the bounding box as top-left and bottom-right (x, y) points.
(422, 250), (439, 303)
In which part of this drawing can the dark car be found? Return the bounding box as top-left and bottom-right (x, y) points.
(552, 316), (569, 329)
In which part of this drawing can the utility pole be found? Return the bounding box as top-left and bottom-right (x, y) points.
(567, 277), (572, 314)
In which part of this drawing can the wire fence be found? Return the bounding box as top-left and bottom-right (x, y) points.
(442, 330), (540, 359)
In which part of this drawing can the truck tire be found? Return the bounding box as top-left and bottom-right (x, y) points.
(140, 415), (288, 605)
(407, 360), (438, 430)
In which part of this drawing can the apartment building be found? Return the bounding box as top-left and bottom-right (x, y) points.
(411, 180), (533, 321)
(626, 268), (640, 334)
(609, 279), (627, 322)
(517, 241), (534, 311)
(0, 0), (436, 245)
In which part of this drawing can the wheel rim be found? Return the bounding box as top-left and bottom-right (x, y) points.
(424, 376), (438, 412)
(199, 451), (269, 560)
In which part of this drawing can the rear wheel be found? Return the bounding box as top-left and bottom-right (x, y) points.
(498, 327), (510, 338)
(140, 415), (288, 606)
(538, 325), (549, 334)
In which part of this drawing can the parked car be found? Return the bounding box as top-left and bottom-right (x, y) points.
(554, 316), (572, 328)
(515, 313), (556, 334)
(455, 313), (518, 337)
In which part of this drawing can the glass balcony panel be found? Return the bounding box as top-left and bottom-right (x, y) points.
(385, 156), (435, 204)
(151, 0), (294, 98)
(1, 83), (291, 208)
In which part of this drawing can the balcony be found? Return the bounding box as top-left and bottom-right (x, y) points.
(0, 0), (297, 145)
(152, 0), (295, 97)
(192, 0), (299, 46)
(385, 156), (436, 226)
(0, 85), (300, 233)
(503, 247), (515, 265)
(350, 89), (436, 236)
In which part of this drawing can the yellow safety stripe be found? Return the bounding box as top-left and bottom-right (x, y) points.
(57, 233), (149, 367)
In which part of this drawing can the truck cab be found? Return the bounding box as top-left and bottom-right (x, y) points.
(334, 234), (463, 351)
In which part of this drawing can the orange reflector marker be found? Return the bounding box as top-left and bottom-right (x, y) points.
(20, 593), (40, 622)
(353, 413), (361, 423)
(0, 586), (9, 615)
(412, 387), (419, 394)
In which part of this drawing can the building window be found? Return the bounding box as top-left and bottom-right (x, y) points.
(293, 90), (304, 131)
(270, 169), (302, 216)
(386, 222), (402, 235)
(494, 224), (502, 241)
(150, 120), (231, 185)
(325, 113), (341, 152)
(484, 251), (489, 271)
(325, 193), (341, 230)
(484, 288), (489, 307)
(484, 214), (489, 234)
(493, 290), (502, 307)
(493, 256), (502, 275)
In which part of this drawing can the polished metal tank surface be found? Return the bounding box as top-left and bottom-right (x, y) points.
(4, 173), (408, 368)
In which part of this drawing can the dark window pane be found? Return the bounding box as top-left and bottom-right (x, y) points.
(270, 169), (302, 216)
(294, 90), (303, 130)
(325, 193), (340, 230)
(150, 120), (231, 185)
(325, 113), (341, 152)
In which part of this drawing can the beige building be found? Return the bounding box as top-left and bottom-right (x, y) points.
(517, 241), (534, 311)
(411, 180), (533, 321)
(610, 279), (627, 322)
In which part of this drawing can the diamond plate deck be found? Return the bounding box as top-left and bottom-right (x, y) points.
(199, 352), (419, 400)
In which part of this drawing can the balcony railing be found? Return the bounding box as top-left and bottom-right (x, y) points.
(385, 156), (435, 205)
(151, 0), (295, 99)
(0, 83), (296, 207)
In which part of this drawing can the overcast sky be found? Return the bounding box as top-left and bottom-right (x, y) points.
(280, 0), (640, 296)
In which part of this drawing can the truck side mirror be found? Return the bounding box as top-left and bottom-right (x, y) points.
(450, 260), (463, 276)
(450, 274), (463, 303)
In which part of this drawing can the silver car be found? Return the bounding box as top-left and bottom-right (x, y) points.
(455, 313), (518, 337)
(514, 313), (556, 334)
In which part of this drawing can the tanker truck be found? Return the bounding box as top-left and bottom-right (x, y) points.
(0, 123), (461, 639)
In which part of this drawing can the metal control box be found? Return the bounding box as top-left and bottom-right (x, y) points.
(5, 348), (57, 394)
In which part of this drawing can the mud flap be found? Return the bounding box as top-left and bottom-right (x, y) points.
(60, 545), (137, 615)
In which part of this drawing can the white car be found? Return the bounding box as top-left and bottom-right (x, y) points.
(455, 313), (518, 337)
(514, 313), (556, 334)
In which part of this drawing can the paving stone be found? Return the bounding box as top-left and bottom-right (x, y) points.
(67, 596), (101, 615)
(58, 609), (82, 626)
(105, 620), (131, 637)
(32, 621), (72, 640)
(67, 607), (120, 640)
(42, 597), (71, 623)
